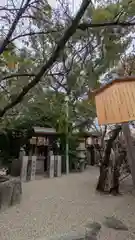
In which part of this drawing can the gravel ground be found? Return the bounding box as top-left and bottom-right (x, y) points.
(0, 167), (135, 240)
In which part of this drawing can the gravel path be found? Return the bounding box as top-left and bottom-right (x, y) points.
(0, 167), (135, 240)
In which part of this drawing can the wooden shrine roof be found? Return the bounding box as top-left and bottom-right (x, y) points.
(33, 127), (57, 135)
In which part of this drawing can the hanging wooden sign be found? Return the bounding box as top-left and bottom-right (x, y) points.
(30, 137), (36, 145)
(92, 77), (135, 125)
(37, 137), (45, 146)
(37, 137), (49, 146)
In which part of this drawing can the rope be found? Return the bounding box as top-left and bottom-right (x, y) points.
(119, 173), (130, 182)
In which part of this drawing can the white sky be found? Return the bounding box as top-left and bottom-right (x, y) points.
(0, 0), (82, 17)
(0, 0), (81, 10)
(49, 0), (81, 12)
(0, 0), (6, 4)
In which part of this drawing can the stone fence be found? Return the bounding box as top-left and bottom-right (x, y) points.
(0, 177), (22, 212)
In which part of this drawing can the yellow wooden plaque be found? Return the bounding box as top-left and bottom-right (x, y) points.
(93, 77), (135, 125)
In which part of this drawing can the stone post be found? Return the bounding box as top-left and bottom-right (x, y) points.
(54, 155), (57, 177)
(48, 151), (54, 178)
(20, 156), (28, 182)
(30, 156), (37, 181)
(56, 155), (62, 177)
(86, 148), (91, 165)
(19, 147), (26, 160)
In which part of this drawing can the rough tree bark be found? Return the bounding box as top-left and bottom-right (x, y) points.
(101, 125), (107, 149)
(122, 123), (135, 187)
(110, 150), (126, 195)
(96, 126), (121, 192)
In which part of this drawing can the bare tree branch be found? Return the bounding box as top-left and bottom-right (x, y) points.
(10, 30), (58, 42)
(78, 21), (135, 30)
(0, 73), (36, 82)
(0, 84), (10, 94)
(0, 72), (66, 83)
(0, 0), (31, 55)
(0, 0), (92, 117)
(9, 21), (135, 44)
(49, 72), (68, 92)
(0, 7), (20, 11)
(6, 21), (135, 45)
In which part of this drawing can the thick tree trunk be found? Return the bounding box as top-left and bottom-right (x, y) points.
(101, 125), (107, 148)
(96, 126), (121, 192)
(122, 123), (135, 187)
(110, 151), (125, 195)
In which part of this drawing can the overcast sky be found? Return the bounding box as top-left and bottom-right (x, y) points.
(0, 0), (81, 9)
(0, 0), (81, 13)
(50, 0), (81, 12)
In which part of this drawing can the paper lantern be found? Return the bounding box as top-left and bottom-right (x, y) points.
(93, 77), (135, 125)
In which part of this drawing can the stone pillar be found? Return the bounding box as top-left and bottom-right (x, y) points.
(86, 148), (91, 165)
(30, 156), (37, 181)
(48, 153), (54, 178)
(21, 156), (28, 182)
(54, 155), (57, 177)
(56, 155), (62, 177)
(19, 147), (26, 160)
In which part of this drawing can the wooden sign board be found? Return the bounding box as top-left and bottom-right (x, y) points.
(37, 137), (49, 146)
(93, 77), (135, 125)
(30, 156), (37, 181)
(30, 137), (36, 145)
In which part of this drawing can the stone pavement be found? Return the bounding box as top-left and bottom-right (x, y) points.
(0, 167), (135, 240)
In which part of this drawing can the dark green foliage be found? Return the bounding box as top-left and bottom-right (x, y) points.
(0, 129), (31, 166)
(69, 135), (79, 171)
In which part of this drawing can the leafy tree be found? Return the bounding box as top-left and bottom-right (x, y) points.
(105, 52), (135, 80)
(0, 0), (134, 118)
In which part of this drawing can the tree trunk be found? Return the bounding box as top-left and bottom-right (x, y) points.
(101, 125), (107, 148)
(110, 151), (125, 195)
(96, 126), (121, 192)
(122, 123), (135, 187)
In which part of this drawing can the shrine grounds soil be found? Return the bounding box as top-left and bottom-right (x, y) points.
(0, 167), (135, 240)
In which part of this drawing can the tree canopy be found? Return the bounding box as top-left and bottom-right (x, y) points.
(0, 0), (134, 131)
